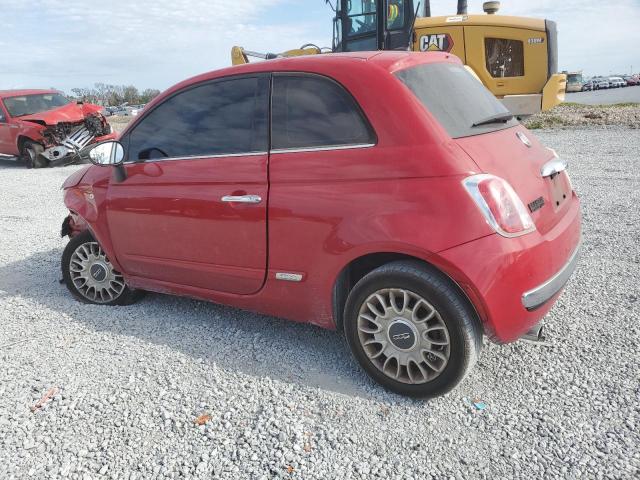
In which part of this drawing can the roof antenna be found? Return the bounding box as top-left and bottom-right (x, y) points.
(408, 1), (421, 49)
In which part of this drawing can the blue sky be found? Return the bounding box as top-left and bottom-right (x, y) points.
(1, 0), (638, 93)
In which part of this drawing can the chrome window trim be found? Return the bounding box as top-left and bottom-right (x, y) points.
(270, 143), (376, 154)
(521, 241), (581, 311)
(123, 151), (268, 164)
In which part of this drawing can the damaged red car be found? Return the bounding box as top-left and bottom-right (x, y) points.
(60, 52), (581, 398)
(0, 89), (115, 168)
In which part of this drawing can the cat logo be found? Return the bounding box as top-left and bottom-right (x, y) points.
(419, 33), (454, 53)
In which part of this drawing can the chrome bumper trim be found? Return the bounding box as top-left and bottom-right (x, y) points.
(521, 243), (581, 311)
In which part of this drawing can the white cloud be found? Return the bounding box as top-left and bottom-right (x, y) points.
(0, 0), (637, 91)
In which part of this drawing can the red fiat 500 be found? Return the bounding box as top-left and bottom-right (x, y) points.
(60, 52), (581, 398)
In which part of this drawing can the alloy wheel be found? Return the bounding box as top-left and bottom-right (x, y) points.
(69, 242), (126, 303)
(356, 288), (451, 384)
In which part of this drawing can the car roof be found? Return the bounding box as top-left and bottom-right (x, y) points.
(163, 51), (459, 98)
(0, 89), (62, 98)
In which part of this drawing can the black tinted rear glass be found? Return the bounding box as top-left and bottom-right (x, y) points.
(394, 63), (518, 138)
(272, 74), (375, 150)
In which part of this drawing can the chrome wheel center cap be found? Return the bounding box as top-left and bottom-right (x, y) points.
(90, 263), (108, 282)
(387, 319), (418, 351)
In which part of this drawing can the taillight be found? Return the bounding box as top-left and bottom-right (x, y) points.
(463, 174), (536, 238)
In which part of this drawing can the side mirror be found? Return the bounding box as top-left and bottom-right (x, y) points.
(83, 141), (125, 166)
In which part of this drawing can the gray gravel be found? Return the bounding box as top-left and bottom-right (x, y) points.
(1, 126), (639, 479)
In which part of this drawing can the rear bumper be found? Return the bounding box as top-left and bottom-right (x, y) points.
(521, 243), (581, 311)
(439, 193), (581, 342)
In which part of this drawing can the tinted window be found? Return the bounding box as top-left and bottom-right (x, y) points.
(128, 76), (268, 160)
(395, 63), (519, 138)
(485, 38), (525, 78)
(0, 107), (5, 123)
(272, 75), (375, 150)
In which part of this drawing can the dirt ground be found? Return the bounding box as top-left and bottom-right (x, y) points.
(523, 103), (640, 129)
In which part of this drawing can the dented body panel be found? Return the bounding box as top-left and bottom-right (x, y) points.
(0, 89), (116, 163)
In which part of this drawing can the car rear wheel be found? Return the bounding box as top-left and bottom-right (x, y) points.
(62, 231), (143, 306)
(21, 141), (48, 169)
(344, 261), (482, 398)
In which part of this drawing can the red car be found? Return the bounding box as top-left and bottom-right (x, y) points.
(0, 89), (116, 168)
(60, 52), (581, 398)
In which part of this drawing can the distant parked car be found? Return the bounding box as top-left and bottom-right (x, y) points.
(582, 79), (608, 91)
(608, 77), (626, 88)
(129, 104), (146, 117)
(623, 75), (640, 86)
(581, 81), (595, 91)
(109, 106), (129, 116)
(592, 77), (610, 89)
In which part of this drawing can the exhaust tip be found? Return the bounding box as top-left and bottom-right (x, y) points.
(521, 324), (546, 343)
(483, 1), (501, 14)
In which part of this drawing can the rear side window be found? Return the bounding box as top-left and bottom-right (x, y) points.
(395, 62), (518, 138)
(128, 76), (268, 160)
(485, 38), (525, 78)
(272, 74), (375, 150)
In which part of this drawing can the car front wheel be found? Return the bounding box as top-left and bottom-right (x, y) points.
(21, 140), (48, 169)
(62, 231), (143, 305)
(344, 261), (482, 398)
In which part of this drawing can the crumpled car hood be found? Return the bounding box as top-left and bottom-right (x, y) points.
(20, 102), (103, 125)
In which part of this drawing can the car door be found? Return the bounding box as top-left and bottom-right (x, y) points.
(0, 101), (15, 155)
(106, 74), (270, 295)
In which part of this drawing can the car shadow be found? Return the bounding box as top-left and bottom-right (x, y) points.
(0, 248), (397, 401)
(0, 157), (23, 169)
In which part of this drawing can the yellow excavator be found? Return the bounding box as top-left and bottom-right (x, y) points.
(232, 1), (566, 117)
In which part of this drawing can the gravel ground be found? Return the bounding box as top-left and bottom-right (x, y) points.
(523, 104), (640, 130)
(0, 127), (639, 479)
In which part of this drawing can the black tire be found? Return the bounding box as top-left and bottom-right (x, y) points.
(21, 140), (48, 169)
(343, 260), (482, 398)
(62, 231), (144, 306)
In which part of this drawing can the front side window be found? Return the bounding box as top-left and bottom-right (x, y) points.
(127, 76), (268, 161)
(271, 74), (376, 151)
(3, 93), (71, 117)
(485, 38), (525, 78)
(0, 106), (6, 123)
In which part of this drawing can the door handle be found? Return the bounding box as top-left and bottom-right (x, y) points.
(221, 195), (262, 204)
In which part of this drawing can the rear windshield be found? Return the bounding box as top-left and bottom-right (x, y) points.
(394, 63), (519, 138)
(3, 93), (71, 117)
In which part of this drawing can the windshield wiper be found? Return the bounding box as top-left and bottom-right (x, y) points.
(472, 113), (514, 127)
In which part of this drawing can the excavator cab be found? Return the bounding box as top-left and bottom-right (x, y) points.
(332, 0), (416, 52)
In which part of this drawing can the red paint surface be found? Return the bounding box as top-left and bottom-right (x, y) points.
(62, 52), (581, 341)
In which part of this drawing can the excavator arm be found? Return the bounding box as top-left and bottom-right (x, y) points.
(231, 45), (326, 66)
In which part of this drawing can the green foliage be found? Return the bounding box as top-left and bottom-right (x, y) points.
(69, 83), (161, 107)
